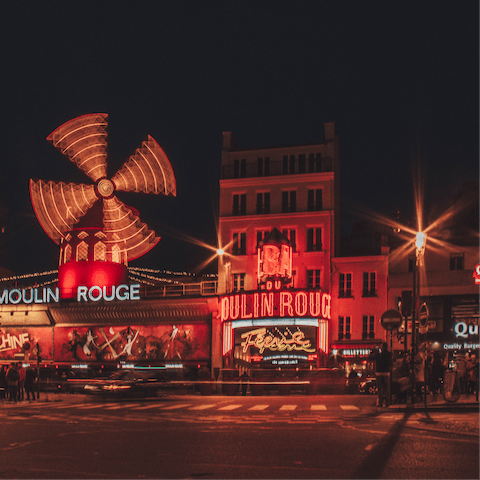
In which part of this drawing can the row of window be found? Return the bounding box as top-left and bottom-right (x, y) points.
(338, 315), (376, 341)
(231, 228), (323, 255)
(228, 153), (330, 179)
(232, 188), (323, 216)
(408, 253), (466, 271)
(61, 242), (122, 264)
(231, 269), (322, 292)
(338, 272), (376, 297)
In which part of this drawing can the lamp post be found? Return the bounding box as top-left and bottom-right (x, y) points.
(410, 231), (427, 404)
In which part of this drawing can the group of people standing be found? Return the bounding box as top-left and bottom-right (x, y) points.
(0, 363), (38, 403)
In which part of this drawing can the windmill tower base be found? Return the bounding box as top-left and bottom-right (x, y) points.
(58, 261), (128, 300)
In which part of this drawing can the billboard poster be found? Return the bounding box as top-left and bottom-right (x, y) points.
(54, 324), (210, 363)
(0, 327), (54, 362)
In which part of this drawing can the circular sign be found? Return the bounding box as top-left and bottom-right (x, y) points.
(380, 309), (403, 330)
(419, 303), (429, 327)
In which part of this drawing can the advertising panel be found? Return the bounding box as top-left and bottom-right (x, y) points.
(54, 324), (210, 363)
(0, 327), (54, 362)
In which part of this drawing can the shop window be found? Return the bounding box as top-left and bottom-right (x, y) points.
(306, 227), (322, 251)
(307, 189), (323, 211)
(362, 315), (375, 339)
(232, 273), (245, 292)
(232, 232), (246, 255)
(256, 192), (270, 214)
(338, 316), (351, 340)
(363, 272), (376, 296)
(76, 241), (88, 261)
(307, 269), (321, 289)
(339, 273), (352, 297)
(281, 190), (296, 213)
(450, 253), (464, 270)
(233, 194), (246, 216)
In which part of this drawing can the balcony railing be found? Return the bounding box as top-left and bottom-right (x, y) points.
(141, 281), (218, 298)
(222, 157), (332, 180)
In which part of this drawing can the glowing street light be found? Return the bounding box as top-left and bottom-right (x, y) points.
(415, 231), (427, 255)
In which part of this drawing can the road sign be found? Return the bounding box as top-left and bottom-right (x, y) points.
(419, 303), (429, 327)
(380, 309), (403, 330)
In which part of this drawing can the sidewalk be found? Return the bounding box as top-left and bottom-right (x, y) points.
(386, 393), (479, 413)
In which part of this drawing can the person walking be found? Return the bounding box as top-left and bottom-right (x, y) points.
(371, 343), (392, 407)
(24, 367), (36, 401)
(6, 363), (19, 403)
(17, 363), (25, 401)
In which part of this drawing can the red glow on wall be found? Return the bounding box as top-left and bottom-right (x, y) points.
(58, 261), (128, 299)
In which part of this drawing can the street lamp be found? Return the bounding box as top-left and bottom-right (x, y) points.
(410, 231), (427, 403)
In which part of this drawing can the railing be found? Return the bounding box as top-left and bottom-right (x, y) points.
(222, 157), (332, 180)
(141, 281), (218, 298)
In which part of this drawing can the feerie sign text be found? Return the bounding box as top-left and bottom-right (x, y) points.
(220, 289), (332, 322)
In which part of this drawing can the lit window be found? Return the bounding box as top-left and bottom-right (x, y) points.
(232, 273), (245, 291)
(64, 244), (72, 263)
(339, 316), (351, 340)
(94, 242), (107, 261)
(362, 315), (375, 339)
(306, 227), (322, 251)
(77, 241), (88, 261)
(363, 272), (376, 296)
(339, 273), (352, 297)
(77, 231), (89, 240)
(112, 244), (121, 263)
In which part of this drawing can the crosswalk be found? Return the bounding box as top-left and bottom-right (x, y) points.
(1, 399), (360, 414)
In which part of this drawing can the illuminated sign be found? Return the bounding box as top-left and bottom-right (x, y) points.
(473, 264), (480, 284)
(0, 332), (30, 352)
(220, 289), (331, 322)
(240, 326), (316, 354)
(0, 284), (141, 305)
(454, 321), (479, 339)
(444, 342), (480, 350)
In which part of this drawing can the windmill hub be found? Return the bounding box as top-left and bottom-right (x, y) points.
(97, 178), (115, 197)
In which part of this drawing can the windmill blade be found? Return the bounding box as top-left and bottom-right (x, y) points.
(46, 113), (108, 183)
(111, 135), (177, 196)
(30, 180), (98, 243)
(102, 196), (161, 261)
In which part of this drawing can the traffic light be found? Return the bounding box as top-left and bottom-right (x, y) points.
(401, 290), (412, 317)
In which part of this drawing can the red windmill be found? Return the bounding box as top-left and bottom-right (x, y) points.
(30, 113), (177, 299)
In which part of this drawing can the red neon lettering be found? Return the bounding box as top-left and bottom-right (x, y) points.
(253, 293), (259, 318)
(261, 293), (273, 317)
(295, 291), (307, 316)
(321, 293), (331, 319)
(309, 292), (321, 317)
(280, 292), (294, 317)
(241, 294), (252, 319)
(229, 295), (240, 320)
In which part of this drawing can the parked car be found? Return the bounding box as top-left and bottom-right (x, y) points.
(358, 377), (378, 395)
(83, 369), (178, 398)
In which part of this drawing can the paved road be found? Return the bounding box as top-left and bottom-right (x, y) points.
(1, 395), (478, 479)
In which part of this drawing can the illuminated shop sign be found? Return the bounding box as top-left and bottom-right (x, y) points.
(454, 321), (479, 338)
(0, 284), (141, 305)
(240, 326), (316, 354)
(444, 342), (480, 351)
(220, 290), (331, 322)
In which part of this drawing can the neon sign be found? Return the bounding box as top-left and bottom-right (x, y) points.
(0, 284), (141, 305)
(240, 327), (316, 354)
(220, 290), (331, 322)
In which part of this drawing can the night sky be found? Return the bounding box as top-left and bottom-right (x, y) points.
(0, 1), (478, 278)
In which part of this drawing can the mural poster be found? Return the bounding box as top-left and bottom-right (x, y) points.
(0, 327), (54, 362)
(54, 324), (210, 363)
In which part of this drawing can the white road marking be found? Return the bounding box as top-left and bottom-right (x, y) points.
(279, 405), (297, 411)
(188, 405), (216, 410)
(311, 405), (327, 411)
(340, 405), (359, 410)
(248, 405), (269, 411)
(217, 404), (242, 411)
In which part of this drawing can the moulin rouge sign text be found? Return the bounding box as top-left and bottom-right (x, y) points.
(220, 289), (332, 322)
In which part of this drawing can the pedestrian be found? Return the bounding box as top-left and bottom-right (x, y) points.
(0, 365), (7, 400)
(414, 346), (426, 401)
(370, 343), (392, 407)
(24, 367), (37, 400)
(456, 355), (467, 393)
(17, 363), (25, 401)
(6, 363), (19, 403)
(430, 351), (444, 395)
(466, 354), (477, 394)
(240, 371), (249, 396)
